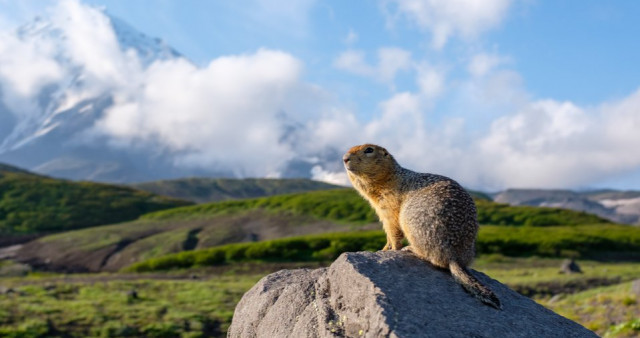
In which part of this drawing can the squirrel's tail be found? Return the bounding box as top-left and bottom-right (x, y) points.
(449, 261), (502, 310)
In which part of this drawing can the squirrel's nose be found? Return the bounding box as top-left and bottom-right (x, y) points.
(343, 154), (351, 163)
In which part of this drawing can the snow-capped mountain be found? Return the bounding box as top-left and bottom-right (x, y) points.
(2, 13), (179, 151)
(0, 4), (328, 183)
(0, 11), (214, 182)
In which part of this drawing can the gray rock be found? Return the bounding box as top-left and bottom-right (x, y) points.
(632, 279), (640, 296)
(559, 259), (582, 274)
(229, 251), (596, 338)
(0, 286), (15, 295)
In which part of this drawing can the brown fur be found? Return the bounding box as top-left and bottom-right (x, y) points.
(343, 144), (501, 309)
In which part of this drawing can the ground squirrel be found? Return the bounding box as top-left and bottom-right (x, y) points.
(343, 144), (502, 309)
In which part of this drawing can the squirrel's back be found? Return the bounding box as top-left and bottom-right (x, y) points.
(397, 169), (478, 268)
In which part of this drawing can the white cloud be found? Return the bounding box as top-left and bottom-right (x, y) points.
(416, 63), (446, 99)
(0, 0), (326, 177)
(334, 50), (372, 76)
(344, 28), (358, 44)
(0, 30), (63, 102)
(52, 0), (138, 89)
(475, 92), (640, 188)
(311, 165), (351, 186)
(334, 47), (412, 85)
(2, 0), (640, 191)
(467, 52), (510, 77)
(320, 48), (640, 190)
(96, 49), (310, 177)
(377, 48), (413, 83)
(383, 0), (512, 49)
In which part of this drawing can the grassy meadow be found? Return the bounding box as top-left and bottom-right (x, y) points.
(0, 185), (638, 337)
(0, 273), (262, 337)
(1, 258), (638, 337)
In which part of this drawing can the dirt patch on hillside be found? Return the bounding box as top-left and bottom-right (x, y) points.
(15, 209), (379, 273)
(0, 234), (42, 248)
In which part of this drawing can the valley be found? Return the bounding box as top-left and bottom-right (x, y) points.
(0, 163), (638, 337)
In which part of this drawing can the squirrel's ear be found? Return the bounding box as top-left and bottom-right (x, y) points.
(383, 150), (388, 156)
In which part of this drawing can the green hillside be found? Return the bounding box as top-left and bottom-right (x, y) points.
(131, 177), (342, 203)
(475, 199), (609, 226)
(0, 165), (192, 236)
(126, 224), (640, 272)
(16, 188), (611, 272)
(0, 163), (32, 175)
(144, 188), (607, 226)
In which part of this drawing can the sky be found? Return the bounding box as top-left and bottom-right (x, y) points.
(0, 0), (640, 190)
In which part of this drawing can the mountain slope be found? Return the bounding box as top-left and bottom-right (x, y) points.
(494, 189), (640, 225)
(0, 163), (192, 237)
(0, 163), (34, 175)
(132, 178), (341, 203)
(0, 11), (198, 182)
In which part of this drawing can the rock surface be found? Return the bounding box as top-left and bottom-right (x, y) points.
(228, 251), (596, 338)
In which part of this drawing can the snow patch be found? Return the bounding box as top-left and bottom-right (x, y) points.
(599, 197), (640, 208)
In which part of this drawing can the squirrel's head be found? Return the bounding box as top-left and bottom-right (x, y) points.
(343, 144), (398, 184)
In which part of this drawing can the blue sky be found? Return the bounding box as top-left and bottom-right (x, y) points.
(77, 0), (640, 130)
(1, 0), (639, 189)
(75, 0), (640, 105)
(7, 1), (639, 107)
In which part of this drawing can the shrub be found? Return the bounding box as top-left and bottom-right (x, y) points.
(0, 172), (191, 235)
(125, 224), (640, 272)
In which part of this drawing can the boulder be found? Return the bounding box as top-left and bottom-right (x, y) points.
(559, 259), (582, 274)
(229, 251), (596, 338)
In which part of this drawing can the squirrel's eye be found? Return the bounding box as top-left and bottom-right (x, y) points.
(364, 147), (374, 154)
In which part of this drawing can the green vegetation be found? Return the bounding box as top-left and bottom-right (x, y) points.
(2, 259), (638, 337)
(1, 168), (631, 336)
(11, 186), (614, 273)
(142, 188), (607, 226)
(475, 199), (607, 226)
(478, 258), (640, 336)
(475, 257), (640, 286)
(476, 224), (640, 258)
(125, 231), (386, 272)
(474, 256), (640, 296)
(141, 189), (378, 224)
(0, 274), (262, 337)
(0, 164), (31, 175)
(132, 177), (341, 203)
(126, 224), (640, 272)
(19, 207), (372, 272)
(539, 281), (640, 336)
(0, 169), (192, 235)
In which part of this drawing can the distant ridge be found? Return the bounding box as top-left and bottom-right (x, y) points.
(131, 177), (342, 203)
(494, 189), (640, 225)
(0, 163), (37, 176)
(0, 162), (192, 239)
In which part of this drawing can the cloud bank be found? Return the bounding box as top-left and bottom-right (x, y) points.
(382, 0), (513, 49)
(1, 0), (640, 190)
